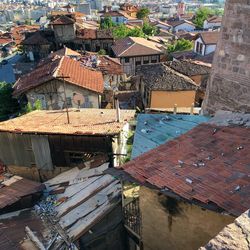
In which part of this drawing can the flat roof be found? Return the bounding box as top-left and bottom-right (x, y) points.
(0, 109), (135, 136)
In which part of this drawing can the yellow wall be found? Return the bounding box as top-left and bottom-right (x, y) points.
(150, 90), (196, 109)
(140, 187), (234, 250)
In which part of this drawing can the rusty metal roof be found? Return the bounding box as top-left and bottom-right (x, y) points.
(122, 123), (250, 216)
(0, 109), (135, 136)
(0, 175), (45, 210)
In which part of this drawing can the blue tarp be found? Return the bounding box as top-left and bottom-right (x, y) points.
(131, 113), (209, 159)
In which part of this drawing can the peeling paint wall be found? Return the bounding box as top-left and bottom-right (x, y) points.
(140, 186), (234, 250)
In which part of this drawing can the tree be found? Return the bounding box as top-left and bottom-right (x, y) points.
(25, 99), (42, 113)
(112, 24), (145, 39)
(167, 39), (193, 53)
(98, 49), (106, 55)
(100, 16), (115, 29)
(193, 7), (212, 29)
(127, 27), (145, 38)
(136, 7), (150, 19)
(0, 82), (20, 121)
(142, 22), (158, 36)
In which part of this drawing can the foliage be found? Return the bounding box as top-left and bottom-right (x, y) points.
(167, 38), (193, 53)
(25, 99), (42, 113)
(142, 22), (159, 36)
(136, 7), (150, 19)
(25, 19), (32, 25)
(98, 49), (106, 55)
(0, 82), (20, 121)
(193, 7), (224, 29)
(112, 24), (145, 39)
(100, 16), (115, 29)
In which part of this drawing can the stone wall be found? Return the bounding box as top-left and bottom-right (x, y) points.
(202, 0), (250, 114)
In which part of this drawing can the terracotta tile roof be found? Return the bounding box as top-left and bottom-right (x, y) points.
(0, 109), (135, 136)
(13, 56), (104, 96)
(112, 37), (163, 57)
(167, 19), (195, 28)
(0, 37), (13, 45)
(136, 63), (198, 91)
(48, 47), (81, 58)
(199, 31), (219, 44)
(98, 55), (123, 75)
(22, 31), (50, 45)
(50, 15), (75, 25)
(121, 123), (250, 216)
(77, 28), (96, 39)
(165, 60), (211, 76)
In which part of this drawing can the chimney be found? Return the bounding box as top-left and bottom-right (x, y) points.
(202, 0), (250, 114)
(115, 97), (121, 122)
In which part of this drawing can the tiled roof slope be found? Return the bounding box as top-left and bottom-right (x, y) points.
(136, 63), (198, 91)
(112, 37), (163, 57)
(165, 60), (211, 76)
(199, 31), (219, 44)
(121, 123), (250, 216)
(0, 109), (135, 136)
(13, 56), (104, 95)
(50, 15), (75, 25)
(22, 31), (50, 45)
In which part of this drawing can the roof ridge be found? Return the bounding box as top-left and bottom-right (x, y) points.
(53, 56), (65, 78)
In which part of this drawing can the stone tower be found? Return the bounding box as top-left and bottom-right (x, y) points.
(202, 0), (250, 114)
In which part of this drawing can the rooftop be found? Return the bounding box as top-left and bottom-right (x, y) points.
(167, 19), (195, 28)
(112, 37), (163, 57)
(13, 56), (104, 96)
(22, 31), (50, 45)
(0, 109), (135, 136)
(50, 15), (75, 25)
(132, 114), (209, 159)
(136, 63), (198, 91)
(198, 31), (219, 44)
(165, 60), (211, 77)
(206, 16), (222, 23)
(121, 122), (250, 216)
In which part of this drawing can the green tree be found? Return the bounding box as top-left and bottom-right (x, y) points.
(167, 38), (193, 53)
(112, 24), (145, 39)
(193, 7), (212, 29)
(128, 27), (145, 37)
(98, 49), (106, 55)
(142, 22), (158, 36)
(0, 82), (20, 121)
(136, 7), (150, 19)
(25, 99), (42, 113)
(100, 16), (115, 29)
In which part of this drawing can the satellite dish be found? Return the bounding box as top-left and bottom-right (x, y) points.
(73, 93), (84, 108)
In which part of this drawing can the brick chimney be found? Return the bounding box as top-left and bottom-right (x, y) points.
(202, 0), (250, 115)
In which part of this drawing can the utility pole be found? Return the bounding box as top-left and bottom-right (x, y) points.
(59, 74), (70, 124)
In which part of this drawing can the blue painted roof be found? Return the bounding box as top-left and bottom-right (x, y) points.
(131, 113), (209, 159)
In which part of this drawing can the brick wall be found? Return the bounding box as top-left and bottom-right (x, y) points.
(202, 0), (250, 114)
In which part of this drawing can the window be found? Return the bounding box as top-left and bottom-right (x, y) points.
(124, 57), (130, 63)
(151, 55), (158, 63)
(135, 61), (141, 66)
(143, 56), (149, 64)
(196, 42), (203, 54)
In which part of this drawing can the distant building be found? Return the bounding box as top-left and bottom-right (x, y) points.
(112, 37), (164, 75)
(168, 19), (196, 33)
(194, 31), (219, 56)
(203, 16), (222, 30)
(0, 109), (135, 181)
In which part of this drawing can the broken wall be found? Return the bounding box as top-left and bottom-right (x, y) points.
(202, 0), (250, 114)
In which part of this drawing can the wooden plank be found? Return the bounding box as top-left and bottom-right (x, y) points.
(31, 135), (53, 170)
(55, 174), (115, 217)
(59, 180), (121, 229)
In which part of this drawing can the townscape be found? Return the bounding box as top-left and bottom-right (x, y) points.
(0, 0), (249, 249)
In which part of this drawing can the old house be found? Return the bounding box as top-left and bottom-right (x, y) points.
(165, 60), (211, 106)
(194, 31), (219, 56)
(203, 16), (222, 30)
(13, 56), (104, 110)
(0, 108), (135, 181)
(115, 116), (250, 250)
(120, 3), (139, 18)
(50, 15), (76, 43)
(167, 19), (196, 33)
(112, 37), (164, 75)
(76, 28), (114, 54)
(22, 31), (54, 61)
(0, 165), (127, 250)
(135, 62), (199, 109)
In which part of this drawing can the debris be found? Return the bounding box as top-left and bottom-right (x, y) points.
(192, 163), (198, 167)
(141, 129), (152, 134)
(213, 128), (217, 134)
(237, 146), (244, 150)
(234, 185), (241, 192)
(198, 162), (205, 167)
(185, 178), (193, 184)
(144, 121), (148, 125)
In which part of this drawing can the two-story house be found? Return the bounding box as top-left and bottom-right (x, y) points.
(167, 19), (196, 33)
(13, 55), (104, 110)
(203, 16), (222, 30)
(112, 37), (164, 75)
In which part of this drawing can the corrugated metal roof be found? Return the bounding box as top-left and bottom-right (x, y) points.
(131, 114), (209, 159)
